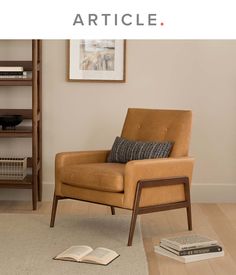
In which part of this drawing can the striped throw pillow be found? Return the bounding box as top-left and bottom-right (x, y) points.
(107, 136), (174, 163)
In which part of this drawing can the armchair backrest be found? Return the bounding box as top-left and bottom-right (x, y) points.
(121, 108), (192, 157)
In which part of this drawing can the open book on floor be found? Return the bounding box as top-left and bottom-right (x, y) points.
(54, 245), (119, 266)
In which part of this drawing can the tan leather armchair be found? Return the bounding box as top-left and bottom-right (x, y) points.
(50, 108), (194, 246)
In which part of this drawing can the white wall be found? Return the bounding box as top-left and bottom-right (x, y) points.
(1, 40), (236, 202)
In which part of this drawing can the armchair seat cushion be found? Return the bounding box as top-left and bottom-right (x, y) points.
(61, 163), (125, 192)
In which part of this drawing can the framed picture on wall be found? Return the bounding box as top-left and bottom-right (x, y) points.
(68, 40), (126, 82)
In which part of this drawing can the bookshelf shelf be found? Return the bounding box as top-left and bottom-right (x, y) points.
(0, 109), (32, 118)
(0, 126), (32, 138)
(0, 60), (32, 69)
(0, 79), (32, 86)
(0, 175), (32, 189)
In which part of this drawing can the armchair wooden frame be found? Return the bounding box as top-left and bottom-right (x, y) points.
(50, 176), (192, 246)
(50, 108), (194, 246)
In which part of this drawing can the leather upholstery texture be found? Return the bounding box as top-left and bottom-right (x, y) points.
(121, 109), (192, 157)
(61, 163), (125, 192)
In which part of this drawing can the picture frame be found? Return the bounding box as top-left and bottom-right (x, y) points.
(68, 40), (126, 82)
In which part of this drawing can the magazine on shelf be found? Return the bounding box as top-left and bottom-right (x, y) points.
(54, 245), (119, 266)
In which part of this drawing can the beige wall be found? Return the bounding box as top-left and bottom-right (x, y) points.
(1, 40), (236, 201)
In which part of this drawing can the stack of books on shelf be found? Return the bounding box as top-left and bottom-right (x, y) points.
(155, 234), (224, 263)
(0, 66), (29, 78)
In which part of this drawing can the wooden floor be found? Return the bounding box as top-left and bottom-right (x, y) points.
(0, 201), (236, 275)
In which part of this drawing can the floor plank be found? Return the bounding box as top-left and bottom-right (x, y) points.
(200, 204), (236, 275)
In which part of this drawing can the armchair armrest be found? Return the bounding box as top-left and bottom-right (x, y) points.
(56, 150), (110, 169)
(123, 157), (194, 208)
(55, 150), (110, 195)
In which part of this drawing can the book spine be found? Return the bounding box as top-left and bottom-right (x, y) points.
(179, 246), (222, 256)
(0, 72), (23, 76)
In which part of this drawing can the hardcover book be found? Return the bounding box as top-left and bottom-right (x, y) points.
(160, 234), (218, 250)
(155, 245), (224, 263)
(54, 245), (119, 266)
(160, 243), (223, 256)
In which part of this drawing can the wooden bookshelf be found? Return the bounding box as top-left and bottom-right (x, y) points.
(0, 40), (42, 210)
(0, 109), (32, 118)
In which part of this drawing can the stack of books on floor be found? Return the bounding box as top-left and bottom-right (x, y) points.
(0, 66), (28, 78)
(155, 234), (224, 263)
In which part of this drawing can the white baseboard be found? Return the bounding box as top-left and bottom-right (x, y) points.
(0, 181), (55, 202)
(191, 183), (236, 203)
(0, 182), (236, 203)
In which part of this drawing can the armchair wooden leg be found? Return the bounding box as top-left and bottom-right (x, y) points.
(186, 205), (192, 230)
(111, 206), (115, 215)
(50, 194), (59, 227)
(128, 210), (138, 246)
(127, 180), (142, 246)
(183, 176), (192, 231)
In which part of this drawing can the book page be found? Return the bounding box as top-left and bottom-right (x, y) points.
(55, 245), (93, 262)
(166, 235), (215, 245)
(81, 247), (119, 265)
